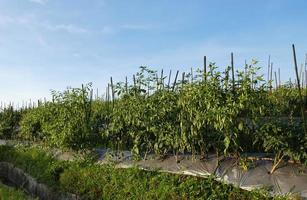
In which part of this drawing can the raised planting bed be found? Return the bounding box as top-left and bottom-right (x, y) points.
(1, 139), (306, 198)
(0, 145), (299, 200)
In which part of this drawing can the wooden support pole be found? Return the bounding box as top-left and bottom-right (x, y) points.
(107, 84), (110, 102)
(125, 76), (128, 93)
(204, 56), (207, 82)
(278, 68), (281, 87)
(231, 52), (235, 94)
(167, 70), (172, 90)
(133, 75), (137, 94)
(270, 62), (273, 92)
(172, 70), (179, 91)
(182, 72), (185, 89)
(274, 71), (278, 89)
(155, 73), (159, 90)
(160, 69), (164, 89)
(190, 67), (193, 83)
(292, 44), (307, 138)
(110, 77), (115, 107)
(267, 55), (271, 90)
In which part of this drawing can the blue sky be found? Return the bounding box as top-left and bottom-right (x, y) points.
(1, 0), (307, 105)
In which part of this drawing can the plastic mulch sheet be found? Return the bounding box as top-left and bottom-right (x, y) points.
(1, 140), (307, 199)
(96, 149), (307, 199)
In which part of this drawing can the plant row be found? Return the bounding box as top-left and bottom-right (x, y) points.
(1, 62), (307, 172)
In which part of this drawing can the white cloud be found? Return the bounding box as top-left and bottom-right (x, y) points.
(29, 0), (48, 5)
(37, 35), (48, 47)
(73, 52), (80, 57)
(43, 23), (90, 34)
(0, 15), (15, 26)
(0, 14), (33, 26)
(121, 24), (154, 31)
(43, 23), (115, 35)
(100, 26), (113, 34)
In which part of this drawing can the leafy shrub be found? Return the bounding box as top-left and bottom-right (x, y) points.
(0, 106), (22, 139)
(19, 106), (46, 141)
(19, 84), (106, 149)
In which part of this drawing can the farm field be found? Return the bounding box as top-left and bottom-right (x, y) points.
(1, 1), (307, 199)
(1, 58), (307, 199)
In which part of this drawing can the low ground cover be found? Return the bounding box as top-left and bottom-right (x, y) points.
(0, 181), (34, 200)
(0, 145), (296, 200)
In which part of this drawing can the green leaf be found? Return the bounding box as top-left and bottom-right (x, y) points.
(238, 122), (244, 131)
(223, 136), (230, 155)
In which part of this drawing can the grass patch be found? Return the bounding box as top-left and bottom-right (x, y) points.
(0, 181), (34, 200)
(0, 145), (295, 200)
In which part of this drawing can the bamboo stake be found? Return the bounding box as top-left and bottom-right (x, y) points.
(125, 76), (128, 93)
(172, 70), (179, 91)
(133, 75), (136, 87)
(105, 86), (108, 101)
(81, 84), (86, 114)
(270, 62), (273, 92)
(204, 56), (207, 82)
(251, 73), (254, 89)
(147, 80), (150, 96)
(89, 89), (93, 119)
(274, 71), (278, 89)
(278, 68), (281, 87)
(305, 70), (307, 106)
(304, 70), (306, 90)
(292, 44), (307, 139)
(267, 55), (271, 91)
(160, 69), (164, 89)
(167, 70), (172, 90)
(133, 75), (137, 95)
(110, 77), (114, 107)
(231, 53), (235, 94)
(191, 67), (193, 83)
(300, 64), (304, 86)
(107, 84), (110, 102)
(244, 60), (247, 76)
(305, 54), (307, 105)
(182, 72), (185, 89)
